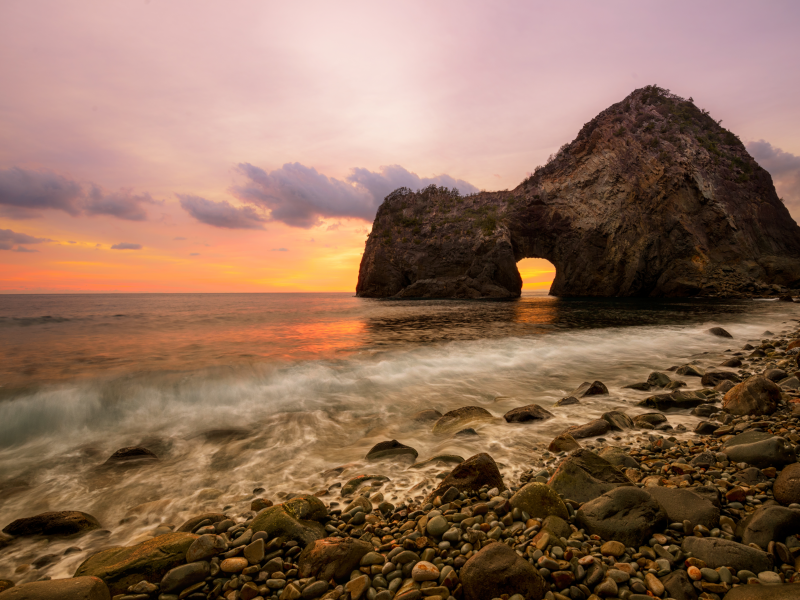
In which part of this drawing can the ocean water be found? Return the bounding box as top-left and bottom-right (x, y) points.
(0, 291), (797, 580)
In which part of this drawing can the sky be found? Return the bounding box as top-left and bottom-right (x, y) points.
(1, 1), (800, 293)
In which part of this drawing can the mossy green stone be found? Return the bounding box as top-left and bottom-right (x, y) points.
(74, 532), (197, 596)
(248, 496), (327, 547)
(509, 482), (569, 521)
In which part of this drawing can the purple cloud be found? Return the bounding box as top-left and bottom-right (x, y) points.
(0, 228), (51, 251)
(84, 185), (159, 221)
(110, 242), (142, 250)
(177, 194), (267, 229)
(748, 140), (800, 212)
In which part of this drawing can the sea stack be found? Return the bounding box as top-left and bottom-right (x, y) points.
(357, 85), (800, 298)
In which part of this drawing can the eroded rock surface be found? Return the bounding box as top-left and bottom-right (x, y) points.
(357, 86), (800, 298)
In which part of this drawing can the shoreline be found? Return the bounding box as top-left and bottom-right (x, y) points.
(2, 321), (800, 599)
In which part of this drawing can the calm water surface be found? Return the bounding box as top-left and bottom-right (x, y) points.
(0, 292), (797, 580)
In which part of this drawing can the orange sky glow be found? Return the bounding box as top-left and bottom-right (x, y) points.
(1, 2), (800, 293)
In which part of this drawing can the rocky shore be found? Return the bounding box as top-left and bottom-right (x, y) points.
(3, 324), (800, 600)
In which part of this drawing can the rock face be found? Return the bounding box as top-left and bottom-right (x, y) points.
(356, 86), (800, 299)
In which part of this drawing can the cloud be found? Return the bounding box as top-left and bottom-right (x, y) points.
(271, 247), (288, 251)
(189, 252), (199, 256)
(110, 242), (142, 250)
(177, 193), (267, 229)
(747, 140), (800, 207)
(13, 246), (38, 253)
(0, 167), (158, 221)
(0, 228), (51, 251)
(229, 162), (479, 228)
(84, 185), (159, 221)
(173, 236), (187, 241)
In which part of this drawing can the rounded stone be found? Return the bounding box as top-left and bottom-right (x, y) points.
(600, 541), (625, 557)
(411, 561), (440, 582)
(509, 482), (569, 521)
(426, 516), (449, 537)
(220, 557), (249, 573)
(774, 463), (800, 506)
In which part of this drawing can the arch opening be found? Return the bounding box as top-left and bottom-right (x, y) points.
(517, 257), (556, 295)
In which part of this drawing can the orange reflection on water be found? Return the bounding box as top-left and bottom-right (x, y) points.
(285, 319), (366, 357)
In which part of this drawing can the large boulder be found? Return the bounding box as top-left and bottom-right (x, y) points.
(681, 537), (773, 573)
(774, 462), (800, 505)
(365, 440), (418, 461)
(297, 537), (372, 583)
(577, 487), (668, 548)
(503, 404), (555, 423)
(0, 577), (109, 600)
(509, 483), (569, 521)
(432, 406), (494, 435)
(565, 419), (610, 439)
(723, 375), (781, 415)
(460, 542), (547, 600)
(738, 505), (800, 548)
(721, 433), (796, 469)
(74, 532), (197, 596)
(427, 453), (505, 501)
(248, 496), (327, 547)
(637, 391), (707, 411)
(547, 449), (632, 504)
(643, 487), (719, 530)
(3, 511), (101, 537)
(724, 585), (800, 600)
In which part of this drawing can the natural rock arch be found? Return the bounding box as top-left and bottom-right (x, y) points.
(357, 86), (800, 298)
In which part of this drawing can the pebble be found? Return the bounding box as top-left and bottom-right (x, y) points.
(600, 540), (625, 557)
(220, 557), (248, 573)
(426, 516), (449, 537)
(758, 571), (782, 584)
(411, 561), (439, 582)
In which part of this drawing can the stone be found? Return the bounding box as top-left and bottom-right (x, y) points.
(659, 569), (697, 600)
(555, 396), (580, 406)
(723, 584), (800, 599)
(185, 534), (227, 562)
(344, 575), (369, 600)
(721, 433), (796, 469)
(723, 375), (782, 415)
(708, 327), (733, 338)
(509, 482), (569, 520)
(600, 410), (634, 431)
(411, 561), (439, 582)
(297, 537), (372, 582)
(547, 449), (632, 504)
(103, 447), (158, 464)
(73, 532), (197, 596)
(647, 372), (672, 387)
(637, 391), (707, 410)
(0, 577), (110, 600)
(366, 440), (418, 461)
(3, 511), (101, 537)
(690, 451), (717, 468)
(676, 364), (704, 377)
(700, 371), (741, 387)
(681, 537), (773, 573)
(577, 486), (668, 548)
(598, 447), (639, 469)
(431, 406), (494, 435)
(243, 537), (264, 564)
(571, 381), (609, 397)
(633, 413), (668, 428)
(775, 462), (800, 505)
(248, 496), (327, 547)
(764, 368), (789, 382)
(356, 88), (800, 300)
(715, 380), (736, 393)
(643, 487), (719, 530)
(739, 505), (800, 548)
(341, 475), (389, 496)
(300, 580), (328, 599)
(547, 432), (580, 453)
(176, 513), (227, 533)
(426, 453), (505, 502)
(159, 562), (210, 594)
(565, 419), (610, 439)
(503, 404), (555, 423)
(220, 557), (248, 573)
(600, 541), (625, 557)
(251, 498), (273, 512)
(460, 542), (547, 600)
(426, 515), (449, 537)
(412, 409), (442, 422)
(721, 357), (743, 368)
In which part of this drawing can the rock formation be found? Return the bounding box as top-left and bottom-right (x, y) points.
(356, 85), (800, 298)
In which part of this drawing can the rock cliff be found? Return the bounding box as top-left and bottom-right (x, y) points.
(356, 86), (800, 298)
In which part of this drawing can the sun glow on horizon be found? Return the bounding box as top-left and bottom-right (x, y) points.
(517, 257), (556, 290)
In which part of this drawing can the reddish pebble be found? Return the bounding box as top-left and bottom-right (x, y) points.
(688, 565), (702, 581)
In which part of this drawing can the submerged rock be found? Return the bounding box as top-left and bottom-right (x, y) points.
(555, 396), (580, 406)
(427, 453), (505, 501)
(570, 380), (609, 398)
(411, 409), (442, 422)
(708, 327), (733, 338)
(365, 440), (418, 461)
(3, 511), (101, 538)
(548, 432), (580, 453)
(103, 446), (158, 464)
(431, 406), (494, 435)
(565, 418), (610, 439)
(503, 403), (555, 423)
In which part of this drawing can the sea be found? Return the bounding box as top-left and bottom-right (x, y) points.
(0, 291), (797, 580)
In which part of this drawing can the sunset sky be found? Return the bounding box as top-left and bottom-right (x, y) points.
(2, 1), (800, 292)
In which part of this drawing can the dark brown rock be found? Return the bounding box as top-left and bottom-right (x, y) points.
(723, 375), (782, 415)
(600, 410), (634, 430)
(637, 391), (707, 410)
(643, 486), (719, 530)
(3, 511), (101, 537)
(460, 542), (547, 600)
(555, 396), (580, 406)
(700, 370), (740, 387)
(0, 577), (109, 600)
(356, 87), (800, 299)
(764, 368), (789, 382)
(571, 381), (609, 397)
(565, 419), (610, 439)
(297, 537), (372, 583)
(633, 413), (668, 428)
(547, 449), (632, 504)
(722, 433), (796, 469)
(248, 496), (327, 547)
(681, 537), (773, 573)
(774, 462), (800, 505)
(103, 447), (157, 464)
(725, 584), (800, 599)
(660, 570), (698, 600)
(548, 432), (580, 453)
(365, 440), (418, 461)
(707, 327), (733, 338)
(427, 453), (505, 502)
(503, 404), (555, 423)
(577, 487), (668, 548)
(431, 406), (493, 435)
(176, 513), (227, 533)
(738, 505), (800, 548)
(720, 357), (743, 368)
